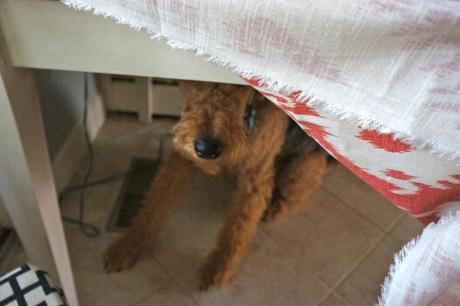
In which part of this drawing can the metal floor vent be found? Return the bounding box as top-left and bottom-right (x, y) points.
(106, 158), (160, 232)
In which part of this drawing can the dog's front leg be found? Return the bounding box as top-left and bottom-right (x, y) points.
(199, 169), (274, 290)
(104, 152), (193, 272)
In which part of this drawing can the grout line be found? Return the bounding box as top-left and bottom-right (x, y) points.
(317, 188), (394, 293)
(260, 184), (401, 305)
(260, 227), (371, 306)
(258, 229), (337, 305)
(329, 232), (389, 292)
(314, 289), (335, 306)
(257, 229), (333, 295)
(316, 290), (353, 306)
(321, 187), (401, 233)
(386, 212), (405, 233)
(151, 257), (200, 306)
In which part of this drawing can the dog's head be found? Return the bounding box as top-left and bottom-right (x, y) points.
(173, 81), (255, 175)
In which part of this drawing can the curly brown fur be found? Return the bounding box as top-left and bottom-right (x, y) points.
(104, 81), (327, 290)
(104, 152), (194, 272)
(263, 150), (327, 222)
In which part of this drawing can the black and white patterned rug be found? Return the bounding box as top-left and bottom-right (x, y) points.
(0, 264), (67, 306)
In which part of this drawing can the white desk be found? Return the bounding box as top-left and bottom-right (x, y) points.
(0, 1), (243, 305)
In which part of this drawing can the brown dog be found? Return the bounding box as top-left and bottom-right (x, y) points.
(104, 81), (327, 290)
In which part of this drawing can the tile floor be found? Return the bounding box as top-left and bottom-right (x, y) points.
(1, 115), (425, 306)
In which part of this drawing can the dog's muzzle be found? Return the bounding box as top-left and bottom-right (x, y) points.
(194, 137), (223, 159)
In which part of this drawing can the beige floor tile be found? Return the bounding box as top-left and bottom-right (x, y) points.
(60, 115), (177, 238)
(322, 165), (401, 231)
(175, 231), (330, 306)
(60, 115), (178, 225)
(260, 189), (384, 287)
(65, 225), (181, 306)
(320, 292), (351, 306)
(74, 263), (182, 306)
(134, 289), (197, 306)
(390, 213), (425, 244)
(70, 115), (176, 186)
(60, 178), (124, 229)
(336, 235), (403, 306)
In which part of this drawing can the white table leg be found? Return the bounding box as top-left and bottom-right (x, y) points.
(0, 56), (78, 306)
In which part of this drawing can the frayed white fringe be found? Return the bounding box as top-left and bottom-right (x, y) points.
(378, 238), (418, 306)
(60, 0), (460, 162)
(378, 211), (460, 306)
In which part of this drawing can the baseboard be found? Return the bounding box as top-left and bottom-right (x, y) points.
(86, 92), (106, 141)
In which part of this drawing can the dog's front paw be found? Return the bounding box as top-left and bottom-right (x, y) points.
(199, 261), (235, 291)
(103, 240), (138, 273)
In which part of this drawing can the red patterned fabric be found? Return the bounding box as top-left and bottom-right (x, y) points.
(247, 78), (460, 225)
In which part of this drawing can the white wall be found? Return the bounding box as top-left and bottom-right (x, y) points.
(36, 70), (98, 159)
(0, 71), (98, 228)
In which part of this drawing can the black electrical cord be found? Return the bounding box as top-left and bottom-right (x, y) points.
(60, 72), (99, 237)
(59, 131), (171, 198)
(59, 74), (172, 237)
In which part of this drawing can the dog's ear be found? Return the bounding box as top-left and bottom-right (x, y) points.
(179, 81), (215, 100)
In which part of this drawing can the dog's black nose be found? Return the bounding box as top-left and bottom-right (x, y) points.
(194, 138), (223, 159)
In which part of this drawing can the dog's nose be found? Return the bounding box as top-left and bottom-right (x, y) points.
(194, 138), (223, 159)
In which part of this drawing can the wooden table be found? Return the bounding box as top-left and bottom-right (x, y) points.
(0, 1), (243, 305)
